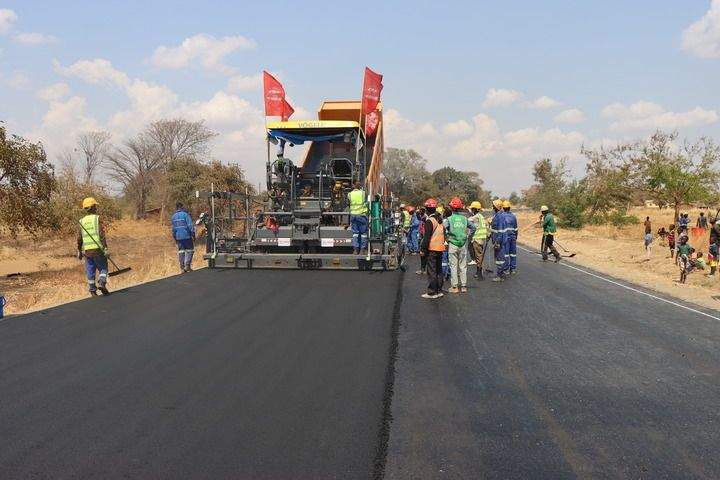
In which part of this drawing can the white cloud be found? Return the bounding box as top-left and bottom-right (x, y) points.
(554, 108), (586, 124)
(5, 70), (30, 89)
(36, 82), (71, 101)
(482, 88), (523, 108)
(524, 95), (562, 109)
(682, 0), (720, 58)
(13, 32), (57, 45)
(601, 101), (718, 132)
(0, 8), (17, 34)
(55, 58), (130, 87)
(442, 119), (473, 138)
(227, 72), (263, 92)
(150, 34), (256, 74)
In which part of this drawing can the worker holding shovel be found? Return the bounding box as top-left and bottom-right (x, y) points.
(77, 197), (110, 296)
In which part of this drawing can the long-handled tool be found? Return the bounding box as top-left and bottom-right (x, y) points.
(553, 239), (577, 257)
(78, 221), (132, 277)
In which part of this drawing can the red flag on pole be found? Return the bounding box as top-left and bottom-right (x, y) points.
(361, 67), (383, 115)
(365, 110), (380, 136)
(263, 71), (294, 120)
(281, 99), (294, 122)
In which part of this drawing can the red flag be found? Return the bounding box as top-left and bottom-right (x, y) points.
(361, 67), (383, 115)
(365, 110), (380, 136)
(263, 71), (292, 118)
(281, 99), (294, 122)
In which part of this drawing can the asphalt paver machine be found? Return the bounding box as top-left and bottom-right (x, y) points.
(201, 100), (404, 270)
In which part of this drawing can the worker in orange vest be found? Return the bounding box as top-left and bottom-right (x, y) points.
(419, 198), (446, 299)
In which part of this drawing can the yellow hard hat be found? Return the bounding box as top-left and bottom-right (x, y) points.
(492, 199), (503, 209)
(470, 201), (482, 210)
(82, 197), (98, 209)
(437, 205), (445, 214)
(540, 205), (549, 212)
(502, 200), (511, 208)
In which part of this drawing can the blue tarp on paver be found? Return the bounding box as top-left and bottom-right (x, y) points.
(268, 130), (347, 145)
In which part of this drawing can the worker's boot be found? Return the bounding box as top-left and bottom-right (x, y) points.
(448, 286), (460, 294)
(89, 290), (98, 297)
(492, 276), (504, 282)
(460, 286), (468, 293)
(353, 248), (359, 255)
(98, 285), (110, 295)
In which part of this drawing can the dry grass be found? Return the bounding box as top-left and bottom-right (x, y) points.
(0, 217), (204, 315)
(516, 207), (720, 311)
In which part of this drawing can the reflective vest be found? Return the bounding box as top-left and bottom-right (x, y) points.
(471, 214), (488, 241)
(447, 213), (469, 247)
(402, 210), (411, 228)
(428, 217), (446, 251)
(348, 189), (367, 215)
(80, 214), (101, 251)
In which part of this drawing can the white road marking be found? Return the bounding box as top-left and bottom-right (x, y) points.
(517, 245), (720, 322)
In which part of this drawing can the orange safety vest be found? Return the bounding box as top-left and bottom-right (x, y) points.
(428, 217), (446, 252)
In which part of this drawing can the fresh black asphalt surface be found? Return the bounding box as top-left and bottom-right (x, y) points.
(3, 250), (720, 479)
(0, 269), (401, 480)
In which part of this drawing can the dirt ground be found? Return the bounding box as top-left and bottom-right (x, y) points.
(0, 218), (205, 315)
(516, 207), (720, 312)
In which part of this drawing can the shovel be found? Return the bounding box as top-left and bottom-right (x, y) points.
(79, 221), (132, 277)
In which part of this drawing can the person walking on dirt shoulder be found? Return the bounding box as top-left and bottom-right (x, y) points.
(77, 197), (110, 296)
(503, 200), (518, 274)
(444, 197), (476, 293)
(348, 181), (368, 255)
(468, 201), (488, 278)
(172, 202), (196, 273)
(540, 205), (561, 263)
(420, 198), (445, 299)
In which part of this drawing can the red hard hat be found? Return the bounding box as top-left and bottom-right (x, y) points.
(424, 198), (438, 208)
(449, 197), (463, 209)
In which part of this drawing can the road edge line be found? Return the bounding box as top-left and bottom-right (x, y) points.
(517, 245), (720, 322)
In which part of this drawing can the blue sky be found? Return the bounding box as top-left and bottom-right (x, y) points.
(1, 1), (719, 194)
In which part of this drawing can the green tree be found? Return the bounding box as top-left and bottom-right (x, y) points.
(0, 124), (56, 236)
(633, 131), (720, 222)
(430, 167), (491, 204)
(382, 148), (435, 205)
(522, 158), (569, 210)
(580, 142), (636, 221)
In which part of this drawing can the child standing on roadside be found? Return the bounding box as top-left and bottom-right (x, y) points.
(667, 224), (676, 260)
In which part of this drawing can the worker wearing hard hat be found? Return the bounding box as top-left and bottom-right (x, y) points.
(348, 181), (369, 255)
(503, 200), (518, 274)
(468, 201), (488, 278)
(540, 205), (561, 262)
(490, 199), (510, 281)
(444, 197), (476, 293)
(77, 197), (110, 296)
(171, 202), (196, 273)
(420, 198), (446, 299)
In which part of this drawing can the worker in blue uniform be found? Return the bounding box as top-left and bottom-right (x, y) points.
(490, 199), (509, 282)
(408, 206), (420, 254)
(171, 202), (195, 273)
(503, 200), (518, 274)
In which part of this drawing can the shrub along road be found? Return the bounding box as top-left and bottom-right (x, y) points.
(2, 254), (720, 479)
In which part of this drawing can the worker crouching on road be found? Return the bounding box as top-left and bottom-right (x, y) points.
(348, 181), (368, 255)
(490, 199), (509, 282)
(172, 202), (196, 273)
(420, 198), (446, 299)
(444, 197), (476, 293)
(540, 205), (561, 262)
(77, 197), (110, 296)
(503, 200), (518, 274)
(468, 201), (488, 278)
